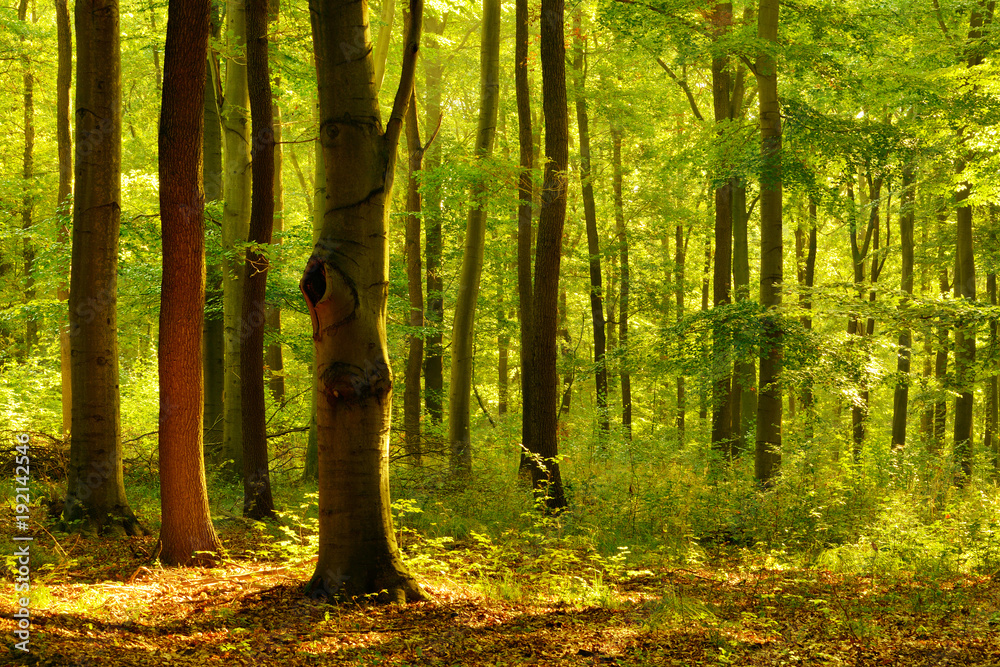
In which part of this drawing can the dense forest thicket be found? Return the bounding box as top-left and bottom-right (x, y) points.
(1, 0), (1000, 662)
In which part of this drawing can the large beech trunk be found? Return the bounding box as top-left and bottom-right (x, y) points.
(157, 0), (223, 565)
(64, 0), (143, 536)
(302, 0), (425, 601)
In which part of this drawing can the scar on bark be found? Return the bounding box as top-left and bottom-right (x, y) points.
(301, 255), (359, 340)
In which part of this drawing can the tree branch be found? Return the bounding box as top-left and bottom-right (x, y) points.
(654, 57), (704, 121)
(385, 0), (423, 153)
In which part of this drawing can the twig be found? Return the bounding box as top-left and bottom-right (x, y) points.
(473, 385), (496, 428)
(33, 520), (67, 558)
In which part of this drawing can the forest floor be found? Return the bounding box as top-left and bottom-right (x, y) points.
(2, 519), (1000, 666)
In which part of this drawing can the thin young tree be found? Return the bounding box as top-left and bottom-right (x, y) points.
(240, 0), (277, 520)
(522, 0), (569, 511)
(56, 0), (73, 437)
(448, 0), (501, 474)
(571, 10), (610, 440)
(158, 0), (224, 565)
(754, 0), (783, 484)
(404, 91), (426, 464)
(221, 0), (251, 478)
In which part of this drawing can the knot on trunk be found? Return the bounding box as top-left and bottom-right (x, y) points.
(321, 359), (391, 406)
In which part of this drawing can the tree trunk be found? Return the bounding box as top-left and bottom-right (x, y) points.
(158, 0), (223, 565)
(240, 0), (277, 520)
(447, 0), (501, 474)
(611, 124), (631, 439)
(372, 0), (396, 91)
(222, 0), (251, 479)
(558, 282), (573, 416)
(953, 159), (975, 480)
(572, 11), (609, 440)
(710, 7), (734, 456)
(515, 0), (535, 477)
(933, 207), (949, 453)
(204, 52), (226, 458)
(523, 0), (569, 511)
(732, 181), (755, 451)
(700, 236), (711, 421)
(891, 159), (915, 450)
(64, 0), (143, 536)
(56, 0), (73, 437)
(754, 0), (782, 485)
(149, 5), (162, 90)
(987, 245), (998, 470)
(800, 200), (817, 434)
(675, 224), (686, 443)
(404, 91), (424, 464)
(19, 0), (37, 358)
(423, 11), (446, 425)
(266, 92), (285, 404)
(302, 0), (425, 601)
(303, 115), (323, 481)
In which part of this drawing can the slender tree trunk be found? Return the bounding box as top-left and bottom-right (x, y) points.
(266, 86), (285, 403)
(18, 0), (37, 358)
(221, 0), (251, 479)
(240, 0), (277, 520)
(203, 52), (226, 457)
(700, 236), (711, 421)
(523, 0), (569, 510)
(571, 12), (609, 439)
(158, 0), (223, 565)
(303, 114), (323, 481)
(404, 92), (424, 464)
(372, 0), (396, 91)
(64, 0), (143, 535)
(611, 124), (631, 439)
(710, 9), (734, 455)
(302, 0), (426, 601)
(732, 181), (755, 450)
(800, 201), (817, 435)
(675, 224), (686, 443)
(987, 227), (998, 468)
(448, 0), (501, 474)
(953, 159), (976, 480)
(558, 281), (573, 417)
(754, 0), (783, 484)
(423, 11), (446, 425)
(891, 159), (915, 450)
(56, 0), (73, 437)
(149, 5), (162, 90)
(515, 0), (535, 477)
(920, 219), (935, 442)
(933, 216), (949, 454)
